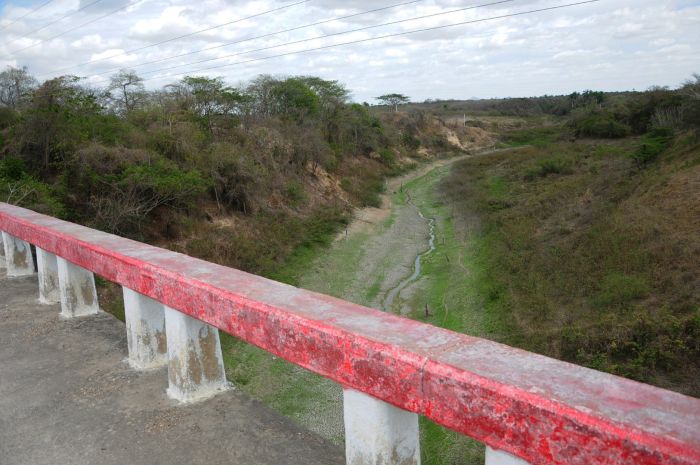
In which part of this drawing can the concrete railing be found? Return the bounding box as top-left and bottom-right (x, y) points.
(1, 201), (699, 465)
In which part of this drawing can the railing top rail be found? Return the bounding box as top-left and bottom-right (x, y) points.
(1, 202), (699, 465)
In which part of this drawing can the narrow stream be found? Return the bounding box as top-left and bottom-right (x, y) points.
(381, 192), (437, 312)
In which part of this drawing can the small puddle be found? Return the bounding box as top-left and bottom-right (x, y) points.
(381, 193), (436, 312)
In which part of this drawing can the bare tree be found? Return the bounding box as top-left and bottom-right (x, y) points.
(0, 66), (37, 109)
(681, 73), (700, 100)
(107, 69), (146, 115)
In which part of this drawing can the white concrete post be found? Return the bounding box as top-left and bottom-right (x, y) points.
(57, 256), (100, 318)
(2, 231), (35, 277)
(0, 232), (5, 268)
(164, 306), (227, 402)
(36, 247), (60, 304)
(485, 446), (531, 465)
(343, 388), (421, 465)
(123, 287), (168, 370)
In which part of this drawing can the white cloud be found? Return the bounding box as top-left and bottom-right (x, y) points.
(0, 0), (697, 101)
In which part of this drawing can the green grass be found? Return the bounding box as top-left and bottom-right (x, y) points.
(265, 207), (350, 287)
(501, 124), (565, 147)
(595, 272), (650, 307)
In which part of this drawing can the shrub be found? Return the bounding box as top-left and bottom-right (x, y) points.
(572, 112), (631, 138)
(401, 132), (421, 150)
(0, 156), (64, 215)
(0, 156), (27, 180)
(524, 156), (571, 180)
(284, 180), (307, 206)
(62, 145), (208, 234)
(378, 147), (397, 166)
(0, 106), (18, 129)
(630, 127), (674, 167)
(651, 106), (684, 130)
(341, 174), (383, 208)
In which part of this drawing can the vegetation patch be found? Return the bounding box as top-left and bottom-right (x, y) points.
(631, 127), (675, 166)
(501, 124), (564, 147)
(442, 125), (700, 396)
(571, 111), (631, 138)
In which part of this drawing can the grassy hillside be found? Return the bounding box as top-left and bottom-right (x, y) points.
(443, 120), (700, 396)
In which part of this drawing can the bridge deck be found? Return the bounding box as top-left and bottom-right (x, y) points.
(0, 270), (344, 465)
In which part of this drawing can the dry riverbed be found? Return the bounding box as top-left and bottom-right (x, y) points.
(222, 149), (505, 464)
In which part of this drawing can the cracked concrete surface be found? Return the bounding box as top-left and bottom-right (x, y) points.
(0, 269), (344, 465)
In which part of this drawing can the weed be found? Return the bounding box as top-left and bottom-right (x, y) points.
(502, 125), (564, 147)
(524, 156), (572, 180)
(631, 127), (675, 166)
(284, 180), (307, 206)
(595, 272), (649, 307)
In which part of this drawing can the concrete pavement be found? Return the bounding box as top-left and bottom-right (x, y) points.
(0, 269), (344, 465)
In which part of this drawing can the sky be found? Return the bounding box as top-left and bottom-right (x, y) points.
(0, 0), (698, 102)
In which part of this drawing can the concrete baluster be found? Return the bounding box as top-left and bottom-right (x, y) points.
(164, 306), (227, 402)
(485, 446), (531, 465)
(0, 232), (5, 268)
(57, 256), (100, 318)
(36, 247), (60, 304)
(343, 388), (421, 465)
(123, 288), (168, 369)
(2, 231), (35, 277)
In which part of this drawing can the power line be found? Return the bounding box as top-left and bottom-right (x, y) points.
(0, 0), (58, 32)
(6, 0), (108, 47)
(91, 0), (519, 83)
(39, 0), (311, 77)
(131, 0), (601, 86)
(42, 0), (426, 78)
(5, 0), (145, 57)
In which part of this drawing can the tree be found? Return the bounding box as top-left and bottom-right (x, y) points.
(681, 73), (700, 100)
(296, 76), (349, 140)
(0, 66), (37, 110)
(376, 93), (410, 112)
(176, 76), (246, 133)
(107, 69), (146, 115)
(569, 91), (581, 109)
(270, 78), (320, 122)
(582, 90), (606, 107)
(18, 76), (103, 172)
(245, 74), (279, 119)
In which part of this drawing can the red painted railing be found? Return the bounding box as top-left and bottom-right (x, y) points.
(1, 202), (699, 465)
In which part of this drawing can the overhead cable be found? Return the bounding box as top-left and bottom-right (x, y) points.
(132, 0), (601, 85)
(0, 0), (58, 32)
(91, 0), (520, 82)
(6, 0), (108, 47)
(39, 0), (311, 76)
(46, 0), (426, 78)
(6, 0), (146, 57)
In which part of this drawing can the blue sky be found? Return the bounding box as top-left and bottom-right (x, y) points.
(1, 0), (698, 101)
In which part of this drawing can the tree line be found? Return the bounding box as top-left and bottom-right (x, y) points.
(0, 66), (433, 250)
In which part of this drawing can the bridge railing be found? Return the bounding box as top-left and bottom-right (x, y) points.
(1, 202), (698, 465)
